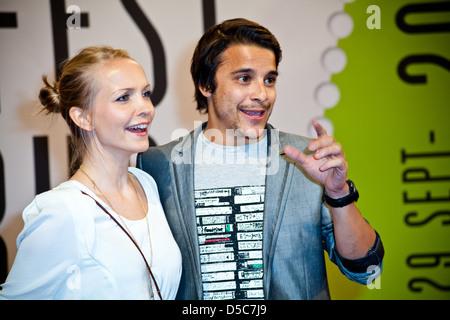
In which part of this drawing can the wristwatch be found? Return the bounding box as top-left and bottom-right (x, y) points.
(323, 179), (359, 208)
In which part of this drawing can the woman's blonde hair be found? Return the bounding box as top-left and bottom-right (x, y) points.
(39, 46), (131, 171)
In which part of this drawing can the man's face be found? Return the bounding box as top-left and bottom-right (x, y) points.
(201, 44), (278, 146)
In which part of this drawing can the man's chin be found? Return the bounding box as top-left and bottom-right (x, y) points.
(233, 127), (268, 144)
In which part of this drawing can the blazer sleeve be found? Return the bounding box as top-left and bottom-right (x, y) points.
(322, 203), (384, 285)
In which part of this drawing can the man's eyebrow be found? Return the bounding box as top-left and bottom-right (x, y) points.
(231, 68), (254, 75)
(231, 68), (279, 76)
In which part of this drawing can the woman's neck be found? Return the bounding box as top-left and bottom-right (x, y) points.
(72, 154), (130, 194)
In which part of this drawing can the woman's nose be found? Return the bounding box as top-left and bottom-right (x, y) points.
(138, 97), (155, 119)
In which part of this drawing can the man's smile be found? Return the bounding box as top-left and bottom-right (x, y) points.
(239, 106), (269, 121)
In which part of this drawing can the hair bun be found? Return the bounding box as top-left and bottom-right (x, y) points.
(39, 76), (61, 114)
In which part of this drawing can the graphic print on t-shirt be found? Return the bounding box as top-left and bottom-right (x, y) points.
(195, 185), (265, 300)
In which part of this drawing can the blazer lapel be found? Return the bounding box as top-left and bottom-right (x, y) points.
(171, 125), (204, 298)
(263, 125), (293, 298)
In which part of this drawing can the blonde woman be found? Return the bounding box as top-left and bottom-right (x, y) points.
(0, 46), (181, 300)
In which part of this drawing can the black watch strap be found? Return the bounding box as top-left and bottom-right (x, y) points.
(323, 179), (359, 208)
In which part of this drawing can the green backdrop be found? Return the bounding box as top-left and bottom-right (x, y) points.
(325, 0), (450, 300)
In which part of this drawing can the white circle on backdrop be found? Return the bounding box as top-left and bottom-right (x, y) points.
(322, 47), (347, 74)
(315, 82), (341, 109)
(328, 12), (354, 38)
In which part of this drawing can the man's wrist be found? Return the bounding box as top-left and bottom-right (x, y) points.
(324, 179), (359, 208)
(325, 182), (350, 199)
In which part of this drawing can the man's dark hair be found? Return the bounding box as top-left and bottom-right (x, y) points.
(190, 18), (282, 113)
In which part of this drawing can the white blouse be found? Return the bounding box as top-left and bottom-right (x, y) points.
(0, 167), (182, 300)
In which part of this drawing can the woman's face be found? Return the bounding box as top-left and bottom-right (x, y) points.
(89, 58), (155, 161)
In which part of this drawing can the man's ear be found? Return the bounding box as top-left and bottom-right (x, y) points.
(69, 106), (93, 131)
(199, 85), (212, 98)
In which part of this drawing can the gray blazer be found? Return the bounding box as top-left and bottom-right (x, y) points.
(137, 123), (383, 299)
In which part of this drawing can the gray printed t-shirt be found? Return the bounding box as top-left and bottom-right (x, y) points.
(194, 131), (268, 300)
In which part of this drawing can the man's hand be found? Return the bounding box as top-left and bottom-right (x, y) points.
(285, 120), (377, 260)
(283, 120), (349, 198)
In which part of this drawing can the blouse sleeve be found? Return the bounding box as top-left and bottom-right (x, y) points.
(0, 189), (82, 299)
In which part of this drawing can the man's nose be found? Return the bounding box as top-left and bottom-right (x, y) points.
(250, 81), (268, 103)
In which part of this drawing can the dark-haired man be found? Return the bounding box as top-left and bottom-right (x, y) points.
(138, 18), (384, 300)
